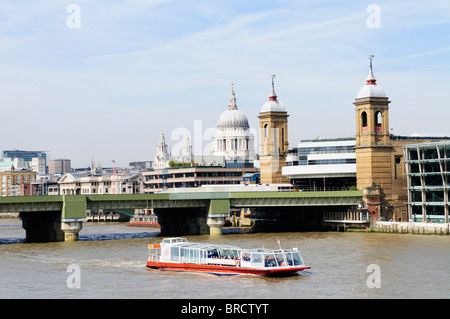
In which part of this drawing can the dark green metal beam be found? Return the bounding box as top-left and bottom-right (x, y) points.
(0, 191), (363, 218)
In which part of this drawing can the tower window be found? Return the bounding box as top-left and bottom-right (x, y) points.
(375, 111), (382, 132)
(264, 124), (269, 142)
(361, 112), (368, 132)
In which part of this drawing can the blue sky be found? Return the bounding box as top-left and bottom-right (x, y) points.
(0, 0), (449, 168)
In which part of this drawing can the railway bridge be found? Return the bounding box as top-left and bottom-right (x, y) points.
(0, 190), (363, 242)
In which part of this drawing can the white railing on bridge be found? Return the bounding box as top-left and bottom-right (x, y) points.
(152, 184), (292, 193)
(148, 184), (356, 194)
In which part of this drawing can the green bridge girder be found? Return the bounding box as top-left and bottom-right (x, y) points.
(0, 191), (363, 219)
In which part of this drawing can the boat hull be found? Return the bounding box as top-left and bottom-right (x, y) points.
(128, 222), (160, 227)
(146, 261), (310, 276)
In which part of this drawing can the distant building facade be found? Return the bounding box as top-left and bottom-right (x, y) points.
(142, 166), (258, 191)
(2, 150), (47, 173)
(0, 170), (36, 196)
(282, 138), (356, 191)
(31, 157), (46, 175)
(58, 173), (143, 195)
(49, 159), (71, 175)
(129, 161), (153, 171)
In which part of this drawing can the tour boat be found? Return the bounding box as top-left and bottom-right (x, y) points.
(146, 237), (310, 276)
(128, 215), (160, 227)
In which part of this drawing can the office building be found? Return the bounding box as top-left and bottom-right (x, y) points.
(403, 141), (450, 223)
(282, 138), (356, 190)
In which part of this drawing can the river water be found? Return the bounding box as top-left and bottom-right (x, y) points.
(0, 219), (448, 299)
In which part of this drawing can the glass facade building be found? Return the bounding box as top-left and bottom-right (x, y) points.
(1, 150), (47, 163)
(283, 138), (356, 191)
(403, 142), (450, 223)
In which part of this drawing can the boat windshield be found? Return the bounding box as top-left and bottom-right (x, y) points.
(275, 252), (285, 266)
(261, 250), (303, 268)
(292, 251), (303, 265)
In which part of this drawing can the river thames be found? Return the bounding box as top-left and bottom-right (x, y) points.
(0, 219), (448, 299)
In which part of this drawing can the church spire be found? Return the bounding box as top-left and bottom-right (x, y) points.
(366, 55), (377, 85)
(269, 74), (278, 101)
(228, 84), (237, 110)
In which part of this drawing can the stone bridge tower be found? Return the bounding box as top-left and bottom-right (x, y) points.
(258, 75), (289, 184)
(354, 56), (392, 218)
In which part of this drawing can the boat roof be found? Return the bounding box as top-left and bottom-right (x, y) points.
(159, 238), (298, 253)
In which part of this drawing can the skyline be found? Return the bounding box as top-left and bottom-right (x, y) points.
(0, 1), (449, 168)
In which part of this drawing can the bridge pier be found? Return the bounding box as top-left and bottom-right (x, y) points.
(206, 199), (229, 235)
(20, 212), (65, 243)
(156, 209), (221, 236)
(61, 220), (83, 242)
(157, 212), (195, 236)
(188, 216), (209, 235)
(207, 216), (226, 235)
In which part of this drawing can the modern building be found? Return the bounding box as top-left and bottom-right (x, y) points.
(282, 138), (356, 190)
(403, 141), (450, 223)
(1, 150), (47, 162)
(142, 166), (258, 192)
(31, 176), (61, 196)
(48, 159), (71, 175)
(0, 158), (25, 172)
(211, 84), (255, 165)
(31, 157), (46, 175)
(258, 76), (289, 184)
(0, 170), (36, 196)
(129, 161), (153, 171)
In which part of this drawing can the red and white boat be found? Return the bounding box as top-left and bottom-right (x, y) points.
(128, 215), (160, 227)
(146, 237), (310, 276)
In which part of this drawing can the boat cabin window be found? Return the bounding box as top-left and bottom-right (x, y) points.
(162, 238), (188, 244)
(171, 246), (180, 261)
(217, 248), (239, 259)
(292, 252), (303, 265)
(180, 247), (200, 263)
(242, 253), (251, 262)
(285, 252), (293, 266)
(251, 253), (262, 264)
(208, 249), (219, 258)
(275, 252), (285, 266)
(264, 253), (277, 267)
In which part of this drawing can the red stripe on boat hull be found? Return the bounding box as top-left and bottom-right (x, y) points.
(146, 261), (310, 276)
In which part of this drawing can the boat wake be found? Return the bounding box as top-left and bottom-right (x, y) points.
(79, 232), (158, 241)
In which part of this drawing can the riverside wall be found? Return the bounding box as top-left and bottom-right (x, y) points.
(374, 221), (450, 235)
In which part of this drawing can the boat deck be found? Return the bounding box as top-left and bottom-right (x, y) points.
(146, 237), (310, 276)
